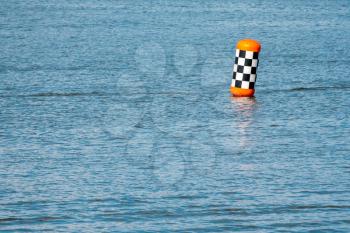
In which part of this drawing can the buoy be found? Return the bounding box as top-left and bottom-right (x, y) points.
(230, 39), (261, 97)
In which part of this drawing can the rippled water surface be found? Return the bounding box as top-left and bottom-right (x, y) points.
(1, 0), (350, 232)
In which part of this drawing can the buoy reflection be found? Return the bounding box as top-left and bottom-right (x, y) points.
(231, 97), (257, 148)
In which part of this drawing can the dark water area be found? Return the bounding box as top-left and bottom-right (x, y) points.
(1, 0), (350, 232)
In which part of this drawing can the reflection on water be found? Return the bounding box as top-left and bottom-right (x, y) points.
(231, 97), (257, 148)
(231, 97), (257, 113)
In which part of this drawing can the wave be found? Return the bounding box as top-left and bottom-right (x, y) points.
(261, 85), (350, 94)
(0, 216), (64, 223)
(1, 86), (349, 99)
(29, 91), (104, 97)
(0, 91), (110, 98)
(287, 86), (350, 92)
(0, 91), (197, 98)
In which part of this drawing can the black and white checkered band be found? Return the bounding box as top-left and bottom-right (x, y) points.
(231, 49), (259, 89)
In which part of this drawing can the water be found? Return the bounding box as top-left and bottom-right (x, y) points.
(1, 0), (350, 232)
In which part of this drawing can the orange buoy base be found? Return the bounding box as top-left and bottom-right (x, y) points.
(230, 87), (255, 97)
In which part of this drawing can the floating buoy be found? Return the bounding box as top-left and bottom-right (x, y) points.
(230, 39), (261, 97)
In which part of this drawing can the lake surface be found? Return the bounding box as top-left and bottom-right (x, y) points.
(1, 0), (350, 232)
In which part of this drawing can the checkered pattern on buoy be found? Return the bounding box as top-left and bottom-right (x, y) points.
(231, 49), (259, 90)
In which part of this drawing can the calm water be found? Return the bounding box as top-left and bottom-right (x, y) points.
(1, 0), (350, 232)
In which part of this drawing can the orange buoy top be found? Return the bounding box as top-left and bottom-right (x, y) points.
(236, 39), (261, 52)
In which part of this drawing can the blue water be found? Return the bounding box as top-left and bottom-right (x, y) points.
(1, 0), (350, 232)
